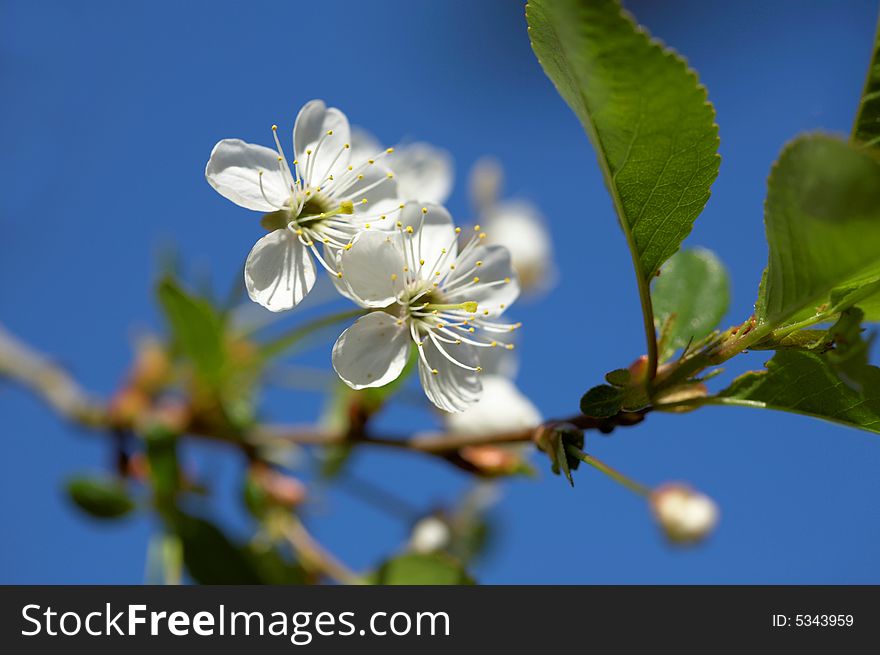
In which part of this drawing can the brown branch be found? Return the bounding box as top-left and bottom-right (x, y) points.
(0, 322), (647, 468)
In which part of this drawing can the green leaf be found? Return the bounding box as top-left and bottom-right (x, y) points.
(652, 248), (730, 361)
(756, 135), (880, 329)
(66, 475), (135, 519)
(715, 349), (880, 435)
(169, 511), (264, 584)
(527, 0), (720, 282)
(580, 384), (623, 418)
(370, 553), (474, 585)
(853, 15), (880, 149)
(145, 430), (181, 504)
(156, 277), (226, 385)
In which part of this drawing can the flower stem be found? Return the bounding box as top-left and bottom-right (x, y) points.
(260, 308), (368, 360)
(566, 445), (651, 497)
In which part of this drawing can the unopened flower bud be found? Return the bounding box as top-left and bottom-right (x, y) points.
(108, 387), (150, 427)
(129, 338), (171, 393)
(250, 464), (307, 509)
(409, 516), (451, 554)
(653, 383), (708, 412)
(459, 445), (522, 476)
(651, 483), (719, 544)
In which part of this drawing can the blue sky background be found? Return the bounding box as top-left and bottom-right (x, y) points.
(1, 0), (879, 584)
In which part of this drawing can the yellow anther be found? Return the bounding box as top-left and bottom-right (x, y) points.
(431, 368), (439, 375)
(329, 175), (334, 181)
(327, 129), (333, 136)
(293, 159), (299, 165)
(449, 264), (455, 270)
(380, 215), (387, 220)
(455, 339), (461, 345)
(504, 277), (511, 283)
(396, 221), (403, 227)
(368, 159), (375, 164)
(336, 272), (343, 279)
(386, 147), (395, 153)
(479, 233), (487, 240)
(344, 243), (353, 251)
(476, 366), (482, 373)
(419, 259), (425, 265)
(403, 266), (409, 272)
(437, 322), (445, 328)
(357, 174), (364, 180)
(490, 341), (498, 347)
(421, 207), (428, 214)
(272, 124), (278, 131)
(348, 166), (353, 171)
(468, 327), (475, 333)
(365, 223), (371, 229)
(483, 310), (490, 316)
(387, 172), (394, 178)
(390, 273), (398, 281)
(306, 149), (312, 155)
(398, 204), (405, 209)
(476, 260), (483, 267)
(474, 225), (481, 231)
(433, 282), (439, 288)
(295, 229), (303, 236)
(396, 319), (404, 326)
(506, 344), (515, 350)
(473, 277), (480, 283)
(435, 271), (441, 276)
(344, 143), (350, 149)
(455, 227), (461, 234)
(405, 225), (414, 234)
(361, 199), (368, 204)
(500, 303), (506, 309)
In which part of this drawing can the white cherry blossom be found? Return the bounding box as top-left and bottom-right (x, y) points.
(351, 128), (454, 204)
(651, 483), (719, 544)
(206, 100), (401, 312)
(331, 203), (521, 412)
(469, 157), (556, 294)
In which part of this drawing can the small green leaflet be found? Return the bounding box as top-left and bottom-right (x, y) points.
(369, 553), (474, 585)
(853, 15), (880, 149)
(156, 276), (226, 385)
(652, 248), (730, 362)
(715, 350), (880, 435)
(526, 0), (720, 282)
(66, 475), (135, 519)
(756, 135), (880, 329)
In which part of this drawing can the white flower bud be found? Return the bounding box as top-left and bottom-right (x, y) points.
(651, 483), (719, 544)
(409, 517), (451, 553)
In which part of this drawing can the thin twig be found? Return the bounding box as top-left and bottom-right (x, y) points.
(0, 325), (108, 427)
(282, 518), (362, 585)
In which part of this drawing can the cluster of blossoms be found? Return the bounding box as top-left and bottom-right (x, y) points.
(206, 100), (546, 415)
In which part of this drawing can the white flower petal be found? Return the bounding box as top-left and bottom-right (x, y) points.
(445, 375), (540, 435)
(397, 202), (458, 278)
(332, 311), (410, 389)
(391, 143), (454, 204)
(484, 201), (555, 292)
(444, 244), (520, 316)
(244, 229), (316, 312)
(417, 338), (482, 412)
(206, 139), (290, 212)
(339, 230), (407, 307)
(348, 127), (382, 167)
(293, 100), (351, 187)
(341, 163), (399, 213)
